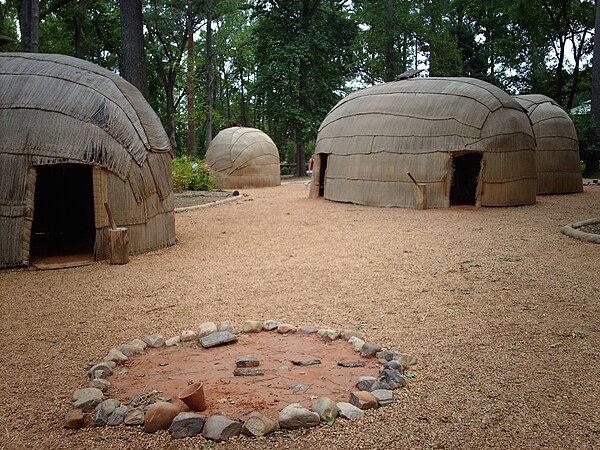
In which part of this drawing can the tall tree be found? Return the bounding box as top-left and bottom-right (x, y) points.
(17, 0), (39, 51)
(592, 0), (600, 118)
(120, 0), (150, 100)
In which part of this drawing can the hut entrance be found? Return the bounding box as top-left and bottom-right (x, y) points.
(30, 164), (95, 268)
(450, 153), (482, 206)
(318, 154), (329, 196)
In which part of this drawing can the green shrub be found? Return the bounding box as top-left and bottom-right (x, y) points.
(571, 113), (600, 175)
(172, 156), (216, 192)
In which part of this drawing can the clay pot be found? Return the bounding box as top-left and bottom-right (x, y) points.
(178, 382), (206, 411)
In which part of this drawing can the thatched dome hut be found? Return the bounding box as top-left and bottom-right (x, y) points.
(206, 127), (281, 189)
(513, 94), (582, 194)
(309, 77), (537, 208)
(0, 53), (175, 268)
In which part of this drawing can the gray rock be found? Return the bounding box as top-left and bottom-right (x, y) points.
(262, 320), (279, 331)
(95, 399), (120, 416)
(103, 348), (128, 364)
(320, 329), (340, 341)
(169, 412), (206, 438)
(236, 357), (260, 368)
(117, 343), (145, 357)
(375, 369), (405, 390)
(278, 403), (320, 429)
(129, 338), (148, 349)
(88, 378), (111, 392)
(371, 389), (394, 406)
(348, 336), (365, 352)
(376, 351), (397, 361)
(337, 360), (366, 368)
(64, 409), (84, 429)
(299, 326), (319, 334)
(292, 384), (311, 393)
(165, 336), (181, 347)
(336, 402), (364, 420)
(341, 330), (364, 341)
(277, 323), (297, 334)
(197, 322), (218, 338)
(395, 353), (417, 367)
(92, 407), (109, 427)
(72, 387), (104, 412)
(349, 391), (378, 410)
(107, 405), (130, 426)
(217, 321), (235, 333)
(124, 407), (145, 425)
(356, 378), (376, 392)
(242, 320), (263, 333)
(383, 360), (404, 373)
(144, 334), (165, 348)
(241, 412), (277, 437)
(200, 331), (238, 348)
(291, 359), (321, 366)
(233, 368), (264, 376)
(87, 362), (113, 380)
(202, 415), (242, 442)
(311, 397), (339, 421)
(180, 330), (197, 342)
(360, 342), (382, 358)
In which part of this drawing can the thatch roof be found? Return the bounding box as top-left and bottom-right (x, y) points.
(513, 94), (582, 194)
(311, 77), (537, 208)
(206, 127), (281, 189)
(0, 53), (175, 268)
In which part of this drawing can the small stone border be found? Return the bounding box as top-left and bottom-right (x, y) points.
(560, 218), (600, 244)
(175, 192), (243, 213)
(65, 320), (416, 443)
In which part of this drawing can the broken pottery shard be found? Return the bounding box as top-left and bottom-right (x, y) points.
(349, 391), (378, 410)
(291, 359), (321, 367)
(337, 361), (366, 368)
(236, 357), (260, 368)
(233, 368), (264, 377)
(200, 331), (238, 348)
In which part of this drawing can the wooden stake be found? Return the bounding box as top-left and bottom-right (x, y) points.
(104, 202), (117, 230)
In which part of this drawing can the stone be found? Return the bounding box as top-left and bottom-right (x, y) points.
(169, 412), (206, 438)
(241, 412), (277, 437)
(64, 409), (84, 429)
(165, 336), (181, 347)
(144, 334), (165, 348)
(336, 402), (364, 420)
(337, 360), (366, 368)
(356, 379), (376, 392)
(375, 369), (405, 390)
(376, 351), (397, 361)
(233, 368), (264, 376)
(105, 360), (117, 369)
(311, 397), (339, 421)
(92, 399), (120, 426)
(349, 391), (378, 410)
(88, 378), (111, 392)
(117, 343), (145, 357)
(217, 321), (235, 333)
(242, 320), (263, 333)
(262, 320), (279, 331)
(278, 403), (320, 429)
(341, 330), (364, 341)
(371, 389), (394, 406)
(299, 326), (319, 334)
(348, 336), (365, 352)
(202, 415), (242, 442)
(360, 342), (382, 358)
(107, 405), (130, 426)
(180, 330), (197, 342)
(124, 407), (145, 426)
(277, 323), (297, 334)
(291, 359), (321, 367)
(320, 329), (340, 341)
(103, 348), (128, 364)
(130, 338), (148, 349)
(72, 388), (104, 412)
(200, 331), (238, 348)
(383, 360), (404, 373)
(395, 353), (417, 367)
(236, 357), (260, 368)
(292, 384), (311, 393)
(87, 362), (113, 379)
(144, 402), (181, 433)
(197, 322), (218, 338)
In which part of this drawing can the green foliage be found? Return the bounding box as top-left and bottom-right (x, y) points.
(571, 113), (600, 174)
(172, 156), (215, 192)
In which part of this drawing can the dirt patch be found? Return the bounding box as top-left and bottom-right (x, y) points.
(108, 332), (380, 420)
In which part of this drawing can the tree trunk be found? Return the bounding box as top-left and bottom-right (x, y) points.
(30, 0), (39, 52)
(18, 0), (38, 52)
(119, 0), (150, 100)
(592, 1), (600, 119)
(186, 3), (196, 157)
(205, 1), (214, 148)
(239, 67), (247, 125)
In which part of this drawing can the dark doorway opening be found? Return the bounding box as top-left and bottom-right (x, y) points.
(30, 164), (95, 267)
(450, 153), (482, 206)
(318, 154), (329, 197)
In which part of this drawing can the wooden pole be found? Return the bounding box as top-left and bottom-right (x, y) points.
(104, 202), (117, 230)
(407, 172), (427, 209)
(104, 202), (129, 264)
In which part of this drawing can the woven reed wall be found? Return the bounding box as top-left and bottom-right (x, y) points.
(206, 127), (281, 189)
(0, 53), (175, 268)
(311, 77), (537, 208)
(514, 94), (582, 194)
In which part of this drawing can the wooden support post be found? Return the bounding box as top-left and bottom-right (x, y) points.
(109, 227), (129, 265)
(414, 183), (427, 210)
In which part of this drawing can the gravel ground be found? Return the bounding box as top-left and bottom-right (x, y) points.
(1, 182), (599, 450)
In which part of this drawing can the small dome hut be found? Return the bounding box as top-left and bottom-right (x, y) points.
(206, 127), (281, 189)
(513, 94), (582, 194)
(309, 77), (537, 208)
(0, 53), (175, 268)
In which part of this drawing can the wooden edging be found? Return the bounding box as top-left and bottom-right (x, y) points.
(560, 218), (600, 244)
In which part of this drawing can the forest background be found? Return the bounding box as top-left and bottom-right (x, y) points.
(1, 0), (599, 176)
